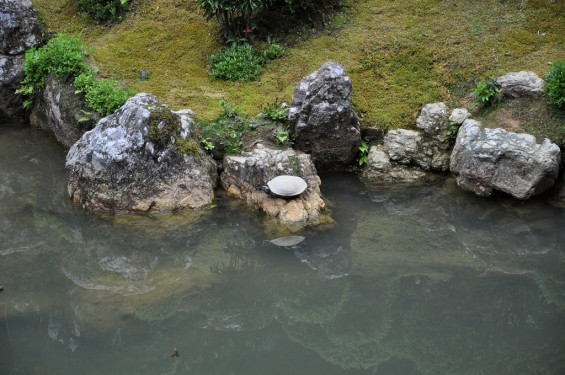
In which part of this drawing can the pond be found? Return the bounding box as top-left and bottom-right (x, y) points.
(1, 123), (564, 375)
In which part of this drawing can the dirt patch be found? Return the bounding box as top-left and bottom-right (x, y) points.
(473, 97), (565, 147)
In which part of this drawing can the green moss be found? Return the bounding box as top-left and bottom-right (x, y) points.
(148, 106), (201, 156)
(34, 0), (565, 131)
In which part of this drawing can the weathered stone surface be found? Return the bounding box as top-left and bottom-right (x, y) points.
(289, 62), (361, 170)
(450, 119), (561, 199)
(0, 0), (42, 121)
(0, 54), (24, 121)
(66, 93), (217, 212)
(221, 144), (332, 231)
(384, 129), (421, 165)
(0, 0), (42, 55)
(449, 108), (470, 125)
(414, 102), (451, 171)
(363, 145), (426, 183)
(29, 75), (99, 148)
(496, 71), (545, 98)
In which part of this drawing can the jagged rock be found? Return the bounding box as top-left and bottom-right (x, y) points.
(449, 108), (470, 125)
(0, 0), (42, 121)
(363, 145), (426, 183)
(66, 93), (217, 212)
(221, 144), (332, 231)
(0, 0), (42, 55)
(29, 75), (100, 148)
(496, 71), (545, 98)
(384, 129), (421, 165)
(289, 62), (361, 170)
(450, 119), (561, 199)
(0, 54), (24, 121)
(414, 102), (451, 171)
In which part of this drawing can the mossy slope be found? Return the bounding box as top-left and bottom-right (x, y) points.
(34, 0), (565, 129)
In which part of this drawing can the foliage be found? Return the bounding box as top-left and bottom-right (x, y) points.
(545, 61), (565, 108)
(198, 0), (272, 40)
(357, 141), (369, 167)
(77, 0), (130, 24)
(74, 70), (133, 116)
(18, 34), (87, 108)
(469, 78), (502, 109)
(446, 121), (461, 144)
(209, 44), (263, 81)
(197, 101), (252, 156)
(261, 37), (285, 62)
(261, 99), (289, 122)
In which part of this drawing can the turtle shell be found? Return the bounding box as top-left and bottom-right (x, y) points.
(266, 175), (307, 197)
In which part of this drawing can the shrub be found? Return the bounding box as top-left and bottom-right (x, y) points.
(261, 37), (285, 62)
(75, 70), (133, 116)
(209, 44), (263, 81)
(546, 61), (565, 108)
(78, 0), (130, 24)
(18, 34), (87, 108)
(197, 101), (252, 156)
(469, 78), (502, 109)
(198, 0), (271, 40)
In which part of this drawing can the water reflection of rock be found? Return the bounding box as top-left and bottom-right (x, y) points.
(292, 240), (351, 279)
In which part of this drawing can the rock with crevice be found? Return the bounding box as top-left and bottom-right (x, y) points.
(30, 75), (100, 149)
(450, 119), (561, 199)
(363, 145), (426, 183)
(496, 71), (545, 98)
(0, 0), (43, 121)
(221, 144), (332, 232)
(289, 62), (361, 170)
(66, 93), (217, 212)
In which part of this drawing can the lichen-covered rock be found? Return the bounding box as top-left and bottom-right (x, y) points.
(363, 145), (426, 183)
(30, 75), (100, 148)
(66, 93), (217, 212)
(0, 0), (42, 55)
(0, 0), (42, 121)
(414, 102), (451, 171)
(0, 54), (24, 121)
(450, 119), (561, 199)
(496, 71), (545, 98)
(221, 144), (332, 232)
(449, 108), (470, 125)
(384, 129), (421, 165)
(289, 62), (361, 170)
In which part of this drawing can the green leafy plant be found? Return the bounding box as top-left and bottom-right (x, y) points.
(546, 61), (565, 108)
(75, 70), (133, 116)
(18, 34), (87, 108)
(469, 78), (502, 109)
(446, 121), (461, 144)
(275, 130), (290, 146)
(261, 99), (288, 122)
(197, 101), (252, 156)
(209, 44), (263, 81)
(261, 37), (285, 62)
(288, 155), (301, 174)
(198, 0), (271, 40)
(357, 141), (369, 166)
(78, 0), (130, 24)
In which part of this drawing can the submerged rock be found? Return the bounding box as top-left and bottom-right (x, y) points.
(221, 144), (332, 232)
(66, 93), (217, 212)
(0, 0), (42, 121)
(450, 119), (561, 199)
(30, 75), (100, 148)
(289, 62), (361, 170)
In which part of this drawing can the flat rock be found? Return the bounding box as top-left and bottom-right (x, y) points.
(496, 71), (545, 98)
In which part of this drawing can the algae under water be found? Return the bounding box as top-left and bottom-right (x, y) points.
(1, 123), (564, 374)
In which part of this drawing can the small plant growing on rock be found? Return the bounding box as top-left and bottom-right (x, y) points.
(546, 61), (565, 108)
(357, 141), (369, 167)
(446, 121), (461, 144)
(469, 78), (502, 109)
(75, 70), (133, 116)
(261, 99), (289, 122)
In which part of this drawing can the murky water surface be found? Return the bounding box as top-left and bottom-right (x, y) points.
(1, 124), (564, 375)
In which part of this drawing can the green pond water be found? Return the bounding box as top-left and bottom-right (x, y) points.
(1, 123), (564, 375)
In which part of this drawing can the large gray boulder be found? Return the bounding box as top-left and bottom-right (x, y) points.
(66, 93), (217, 212)
(289, 62), (361, 170)
(30, 75), (100, 148)
(221, 144), (332, 232)
(384, 129), (421, 165)
(450, 119), (560, 199)
(0, 0), (43, 121)
(496, 71), (545, 98)
(414, 102), (451, 171)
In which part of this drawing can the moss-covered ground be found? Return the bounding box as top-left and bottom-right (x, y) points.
(33, 0), (565, 130)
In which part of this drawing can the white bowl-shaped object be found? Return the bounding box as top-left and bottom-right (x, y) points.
(266, 175), (307, 197)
